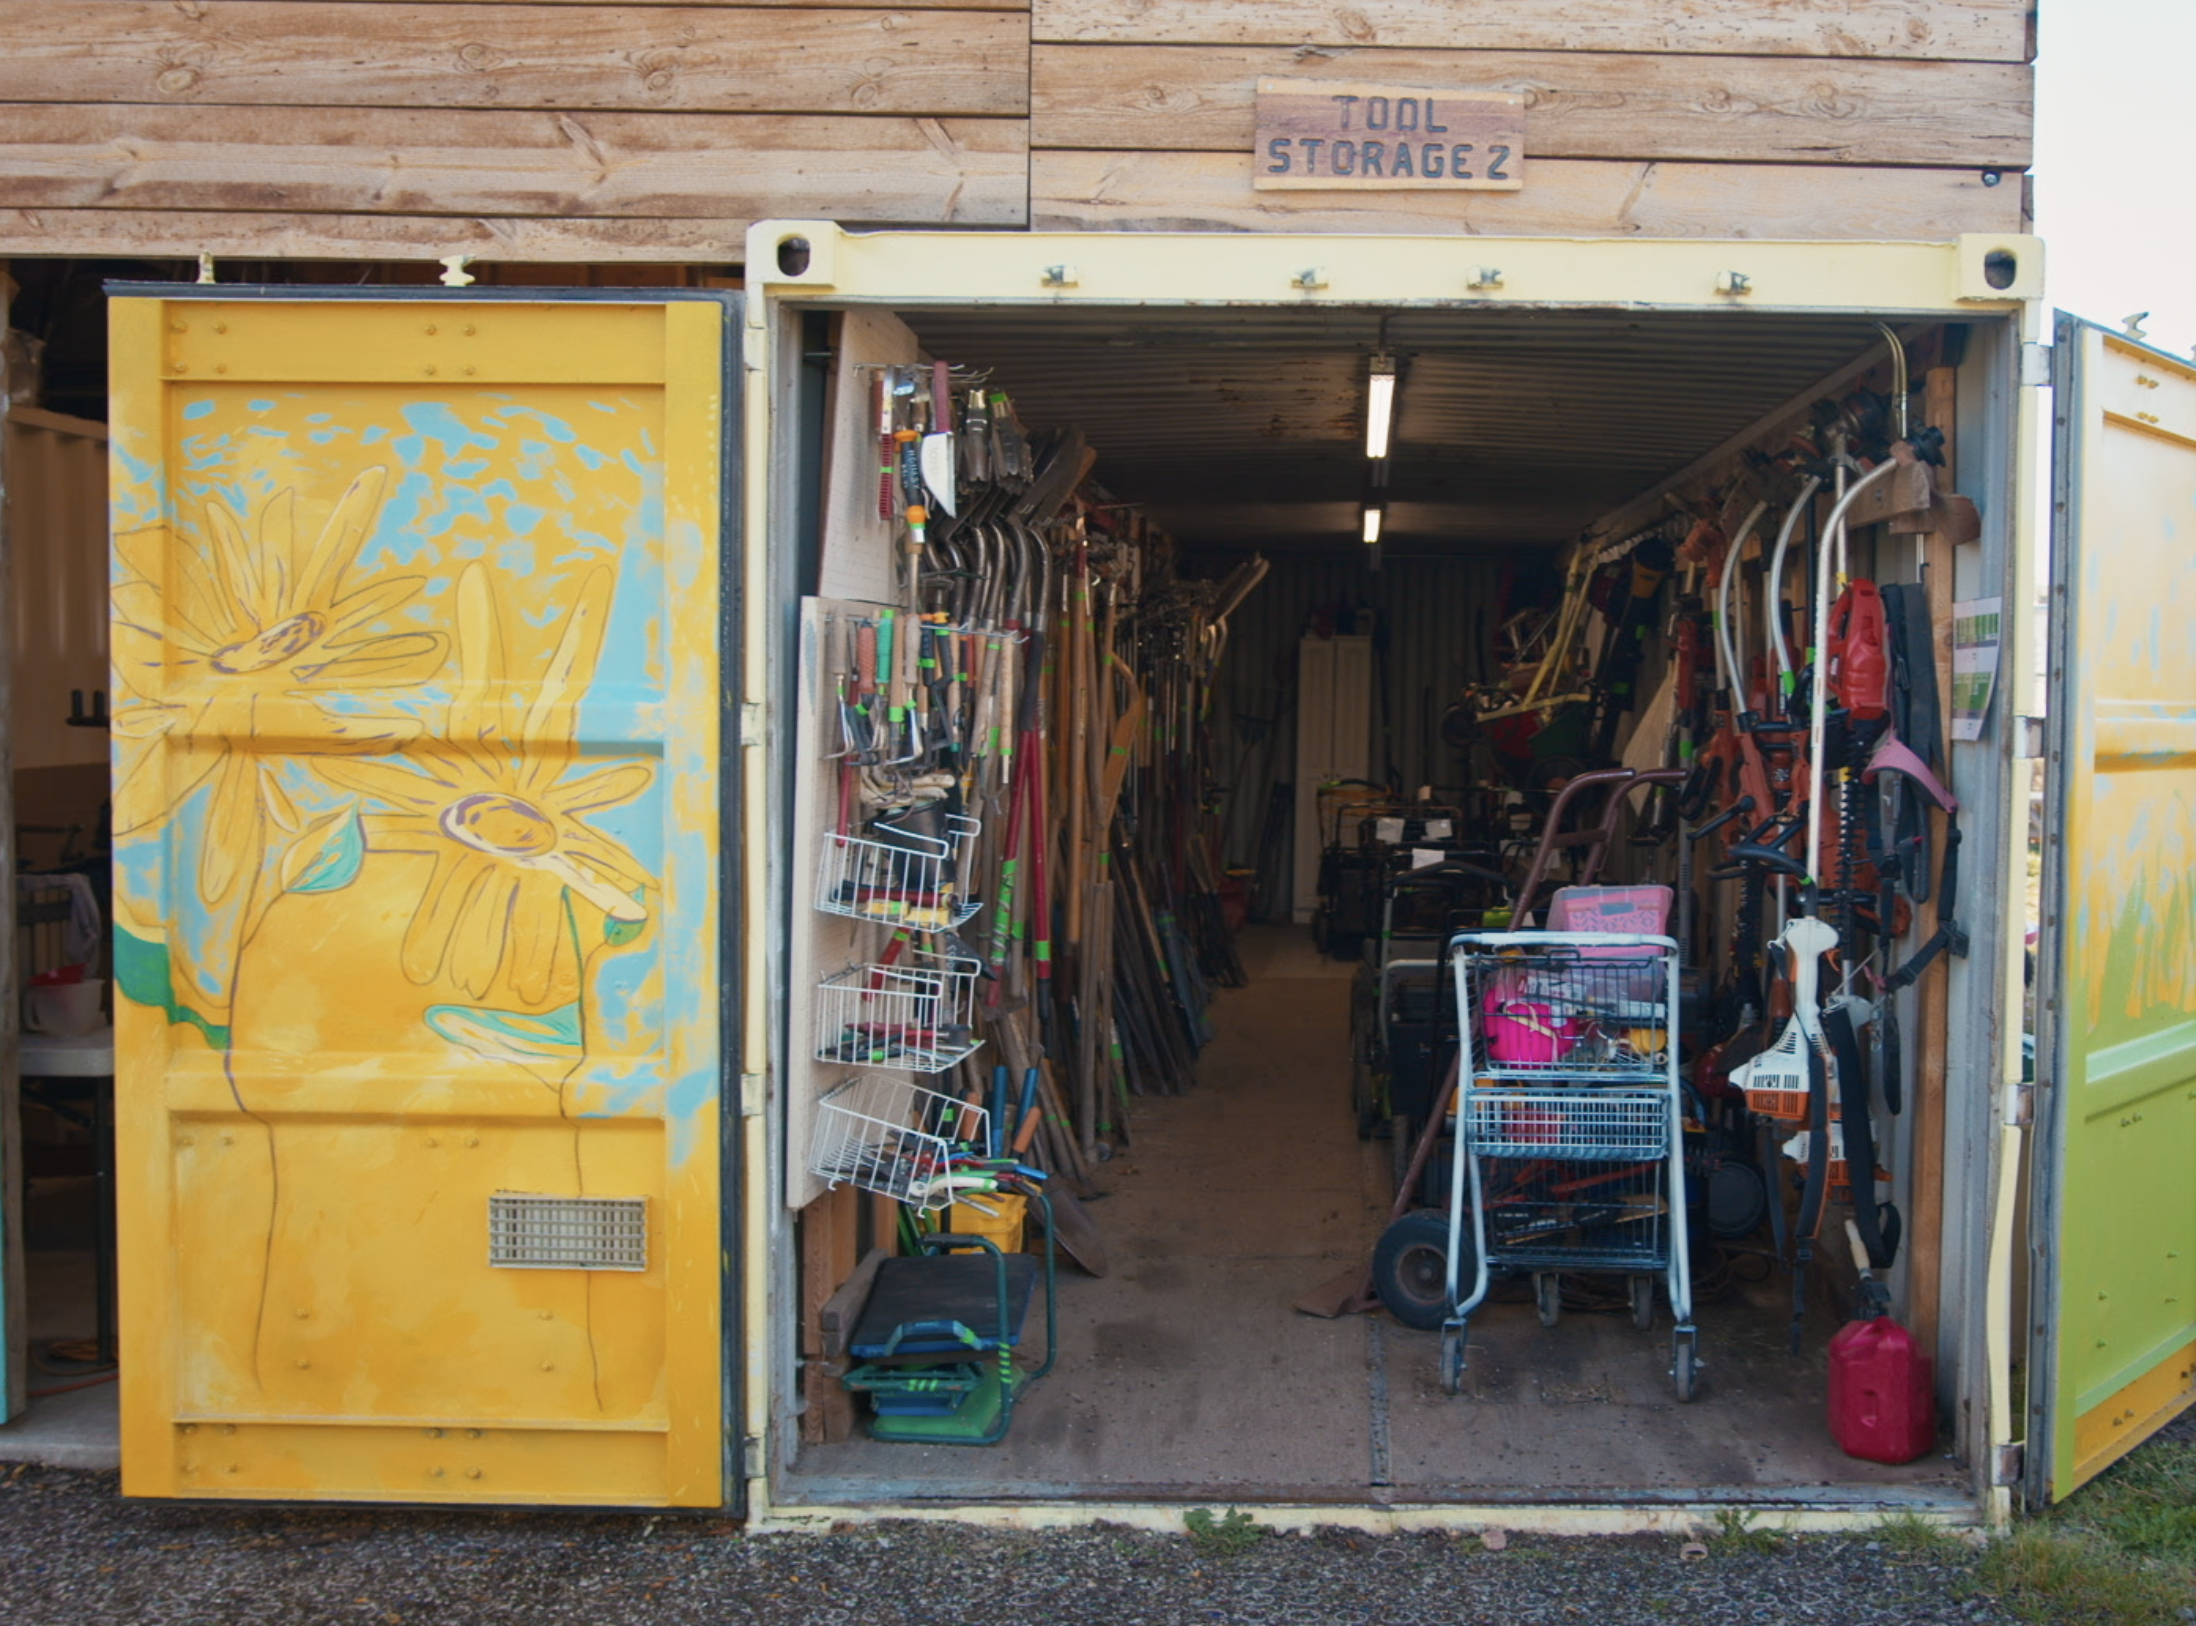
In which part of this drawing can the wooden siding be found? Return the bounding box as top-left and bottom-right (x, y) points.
(1033, 48), (2031, 168)
(0, 4), (1030, 116)
(1027, 1), (2032, 240)
(1031, 150), (2026, 238)
(1031, 0), (2034, 61)
(0, 0), (2035, 260)
(0, 1), (1032, 255)
(0, 105), (1027, 220)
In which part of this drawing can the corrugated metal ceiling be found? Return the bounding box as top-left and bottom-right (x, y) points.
(898, 306), (1888, 555)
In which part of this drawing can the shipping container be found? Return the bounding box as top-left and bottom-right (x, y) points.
(0, 0), (2186, 1539)
(0, 221), (2183, 1531)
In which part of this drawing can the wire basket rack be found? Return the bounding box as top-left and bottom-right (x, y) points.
(808, 1074), (989, 1211)
(1461, 1088), (1671, 1162)
(815, 811), (982, 930)
(814, 948), (983, 1074)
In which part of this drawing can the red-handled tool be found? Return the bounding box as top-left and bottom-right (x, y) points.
(875, 370), (898, 521)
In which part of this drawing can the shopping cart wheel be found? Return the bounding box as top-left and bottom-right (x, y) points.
(1439, 1325), (1466, 1396)
(1534, 1272), (1562, 1329)
(1629, 1274), (1656, 1332)
(1372, 1209), (1466, 1332)
(1671, 1326), (1700, 1403)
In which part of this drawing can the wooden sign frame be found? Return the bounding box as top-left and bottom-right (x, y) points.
(1252, 79), (1525, 192)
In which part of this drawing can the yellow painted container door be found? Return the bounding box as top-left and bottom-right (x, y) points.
(2034, 316), (2196, 1501)
(107, 293), (733, 1505)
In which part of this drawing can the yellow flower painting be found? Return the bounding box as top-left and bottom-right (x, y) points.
(109, 467), (447, 1020)
(318, 561), (656, 1011)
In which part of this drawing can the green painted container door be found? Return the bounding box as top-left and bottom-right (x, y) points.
(2032, 314), (2196, 1503)
(107, 291), (738, 1506)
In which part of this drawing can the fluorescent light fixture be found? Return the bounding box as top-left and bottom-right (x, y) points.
(1361, 506), (1384, 544)
(1364, 354), (1397, 459)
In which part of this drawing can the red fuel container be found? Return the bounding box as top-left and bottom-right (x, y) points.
(1828, 1316), (1936, 1464)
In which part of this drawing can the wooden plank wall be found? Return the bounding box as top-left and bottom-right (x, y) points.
(0, 0), (1034, 262)
(0, 1), (2036, 261)
(1029, 0), (2035, 239)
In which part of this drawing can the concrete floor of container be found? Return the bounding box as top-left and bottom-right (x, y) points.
(0, 1238), (121, 1470)
(788, 925), (1971, 1508)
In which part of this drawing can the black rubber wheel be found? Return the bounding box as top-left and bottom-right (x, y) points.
(1672, 1329), (1700, 1403)
(1439, 1325), (1466, 1396)
(1350, 1037), (1381, 1139)
(1373, 1209), (1466, 1332)
(1703, 1157), (1769, 1241)
(1348, 970), (1381, 1137)
(1630, 1274), (1656, 1332)
(1534, 1271), (1562, 1329)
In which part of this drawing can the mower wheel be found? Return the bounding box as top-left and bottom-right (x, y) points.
(1373, 1209), (1464, 1332)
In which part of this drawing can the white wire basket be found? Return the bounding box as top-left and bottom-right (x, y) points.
(815, 811), (982, 930)
(1461, 1088), (1671, 1161)
(808, 1075), (989, 1210)
(814, 948), (982, 1074)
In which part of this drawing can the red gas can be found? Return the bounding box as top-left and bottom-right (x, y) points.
(1827, 1315), (1936, 1464)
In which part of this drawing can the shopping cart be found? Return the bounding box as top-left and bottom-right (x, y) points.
(1439, 930), (1698, 1400)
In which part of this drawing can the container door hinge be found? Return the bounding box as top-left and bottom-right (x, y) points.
(2021, 342), (2055, 389)
(2004, 1081), (2036, 1127)
(1994, 1441), (2026, 1486)
(740, 701), (766, 747)
(742, 1435), (766, 1480)
(739, 1071), (766, 1118)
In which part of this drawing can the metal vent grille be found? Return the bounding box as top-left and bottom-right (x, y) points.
(488, 1194), (648, 1272)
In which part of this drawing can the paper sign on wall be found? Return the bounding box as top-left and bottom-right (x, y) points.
(1951, 596), (2003, 742)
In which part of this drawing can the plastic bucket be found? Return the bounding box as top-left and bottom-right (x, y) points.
(944, 1191), (1026, 1255)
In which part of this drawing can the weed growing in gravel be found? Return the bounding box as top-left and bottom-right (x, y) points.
(1706, 1508), (1784, 1556)
(1183, 1506), (1262, 1558)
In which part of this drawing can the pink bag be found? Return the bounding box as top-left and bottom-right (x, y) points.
(1482, 969), (1578, 1064)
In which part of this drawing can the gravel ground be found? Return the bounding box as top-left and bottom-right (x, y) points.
(0, 1465), (2018, 1626)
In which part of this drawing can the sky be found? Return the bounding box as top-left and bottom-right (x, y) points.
(2033, 3), (2196, 355)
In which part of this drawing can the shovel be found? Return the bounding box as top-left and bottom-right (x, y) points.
(922, 359), (958, 518)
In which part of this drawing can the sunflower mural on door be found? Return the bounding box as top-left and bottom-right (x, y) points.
(111, 468), (444, 1040)
(313, 558), (657, 1084)
(112, 377), (676, 1410)
(113, 394), (666, 1079)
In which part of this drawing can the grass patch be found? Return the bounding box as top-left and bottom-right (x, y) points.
(1978, 1527), (2194, 1626)
(1978, 1434), (2196, 1625)
(1183, 1506), (1262, 1558)
(1873, 1510), (1962, 1556)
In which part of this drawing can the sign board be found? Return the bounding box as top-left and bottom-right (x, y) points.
(1253, 80), (1524, 191)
